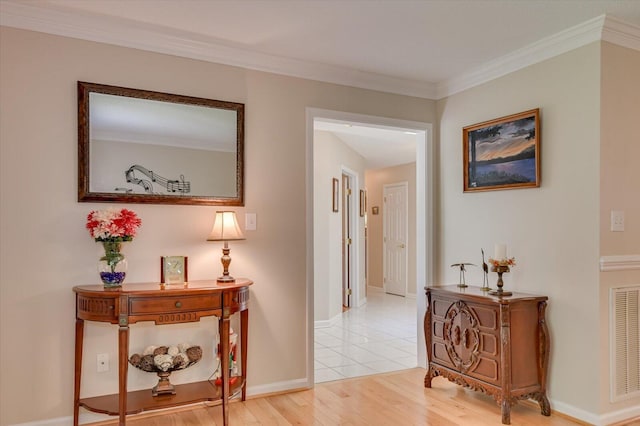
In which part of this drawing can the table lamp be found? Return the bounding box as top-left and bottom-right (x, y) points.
(207, 211), (245, 282)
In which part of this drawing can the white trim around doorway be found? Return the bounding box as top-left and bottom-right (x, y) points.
(306, 107), (434, 388)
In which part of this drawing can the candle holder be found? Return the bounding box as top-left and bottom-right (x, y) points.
(489, 265), (512, 297)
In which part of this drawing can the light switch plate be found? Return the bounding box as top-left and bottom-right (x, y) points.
(245, 213), (257, 231)
(611, 210), (625, 232)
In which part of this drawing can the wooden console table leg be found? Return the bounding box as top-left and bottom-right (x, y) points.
(240, 308), (248, 401)
(73, 318), (84, 426)
(220, 312), (231, 426)
(118, 324), (129, 425)
(118, 294), (130, 426)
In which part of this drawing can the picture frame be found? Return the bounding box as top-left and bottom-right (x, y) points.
(78, 81), (245, 206)
(332, 178), (339, 212)
(160, 256), (188, 284)
(463, 109), (540, 192)
(372, 206), (379, 215)
(359, 189), (366, 217)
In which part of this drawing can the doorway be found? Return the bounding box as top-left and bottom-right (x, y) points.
(342, 171), (355, 310)
(307, 108), (433, 387)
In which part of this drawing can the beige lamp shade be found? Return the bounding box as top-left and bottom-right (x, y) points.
(207, 211), (245, 241)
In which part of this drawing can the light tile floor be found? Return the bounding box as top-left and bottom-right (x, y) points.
(314, 290), (417, 383)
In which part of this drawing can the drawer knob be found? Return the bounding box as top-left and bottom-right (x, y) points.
(175, 301), (182, 308)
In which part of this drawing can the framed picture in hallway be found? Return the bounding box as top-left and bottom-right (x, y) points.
(332, 178), (339, 212)
(463, 108), (540, 192)
(359, 189), (366, 217)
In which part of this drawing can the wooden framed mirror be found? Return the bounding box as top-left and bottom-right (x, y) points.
(78, 81), (244, 206)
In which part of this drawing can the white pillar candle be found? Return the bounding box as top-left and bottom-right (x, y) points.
(494, 244), (507, 260)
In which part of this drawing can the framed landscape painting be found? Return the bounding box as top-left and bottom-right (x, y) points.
(463, 109), (540, 192)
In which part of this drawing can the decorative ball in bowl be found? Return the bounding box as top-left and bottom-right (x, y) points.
(129, 344), (202, 396)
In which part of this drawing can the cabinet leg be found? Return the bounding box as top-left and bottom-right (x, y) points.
(424, 366), (433, 388)
(501, 400), (511, 425)
(534, 392), (551, 416)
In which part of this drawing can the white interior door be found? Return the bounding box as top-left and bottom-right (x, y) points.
(383, 182), (408, 296)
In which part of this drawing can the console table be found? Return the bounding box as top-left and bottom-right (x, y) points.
(73, 279), (252, 426)
(424, 285), (549, 425)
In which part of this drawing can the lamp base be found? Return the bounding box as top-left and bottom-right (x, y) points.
(217, 275), (236, 283)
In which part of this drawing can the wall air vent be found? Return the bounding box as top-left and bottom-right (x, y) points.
(611, 286), (640, 402)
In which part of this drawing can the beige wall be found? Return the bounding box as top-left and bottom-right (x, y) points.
(313, 130), (366, 322)
(598, 42), (640, 416)
(437, 43), (602, 419)
(3, 24), (637, 426)
(0, 27), (435, 425)
(365, 162), (417, 295)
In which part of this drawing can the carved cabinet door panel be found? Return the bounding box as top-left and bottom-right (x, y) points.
(466, 302), (501, 386)
(430, 298), (457, 369)
(444, 300), (481, 374)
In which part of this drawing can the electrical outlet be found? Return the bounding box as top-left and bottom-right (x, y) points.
(611, 210), (625, 232)
(97, 353), (109, 372)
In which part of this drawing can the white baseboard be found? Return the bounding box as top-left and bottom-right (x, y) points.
(367, 285), (384, 293)
(10, 417), (70, 426)
(599, 403), (640, 426)
(314, 312), (342, 328)
(246, 377), (309, 397)
(10, 411), (110, 426)
(368, 285), (417, 299)
(548, 397), (640, 426)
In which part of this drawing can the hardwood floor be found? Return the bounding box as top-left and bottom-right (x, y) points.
(91, 368), (633, 425)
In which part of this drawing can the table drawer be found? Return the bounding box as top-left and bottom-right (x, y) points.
(224, 287), (250, 313)
(129, 294), (222, 315)
(77, 295), (117, 321)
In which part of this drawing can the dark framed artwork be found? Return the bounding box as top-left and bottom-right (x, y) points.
(359, 189), (366, 217)
(463, 109), (540, 192)
(332, 178), (339, 212)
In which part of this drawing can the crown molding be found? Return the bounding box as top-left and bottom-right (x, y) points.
(600, 255), (640, 272)
(437, 14), (640, 99)
(1, 2), (639, 100)
(436, 15), (606, 98)
(0, 1), (437, 99)
(601, 15), (640, 51)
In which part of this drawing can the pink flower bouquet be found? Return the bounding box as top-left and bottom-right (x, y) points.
(86, 208), (142, 242)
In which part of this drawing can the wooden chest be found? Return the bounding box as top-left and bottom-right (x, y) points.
(424, 285), (550, 424)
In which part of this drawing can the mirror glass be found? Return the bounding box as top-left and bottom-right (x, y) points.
(78, 82), (244, 206)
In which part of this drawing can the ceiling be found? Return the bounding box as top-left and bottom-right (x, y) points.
(2, 0), (639, 168)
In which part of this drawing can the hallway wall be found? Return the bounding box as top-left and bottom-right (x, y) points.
(313, 130), (366, 322)
(365, 162), (417, 296)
